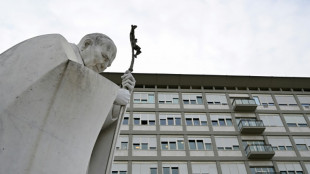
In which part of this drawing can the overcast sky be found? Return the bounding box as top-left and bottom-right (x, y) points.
(1, 0), (309, 77)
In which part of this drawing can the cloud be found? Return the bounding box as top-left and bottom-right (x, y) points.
(0, 0), (310, 77)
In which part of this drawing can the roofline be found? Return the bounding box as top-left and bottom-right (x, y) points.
(100, 72), (310, 89)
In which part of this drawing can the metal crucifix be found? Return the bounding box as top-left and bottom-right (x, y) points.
(128, 25), (141, 72)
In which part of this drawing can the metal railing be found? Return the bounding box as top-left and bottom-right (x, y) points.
(233, 98), (257, 105)
(238, 120), (265, 130)
(245, 144), (274, 155)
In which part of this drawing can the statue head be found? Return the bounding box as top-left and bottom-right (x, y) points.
(78, 33), (117, 73)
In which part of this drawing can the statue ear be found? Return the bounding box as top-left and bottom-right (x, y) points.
(82, 39), (93, 50)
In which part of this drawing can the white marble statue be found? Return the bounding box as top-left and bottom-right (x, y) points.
(0, 33), (135, 174)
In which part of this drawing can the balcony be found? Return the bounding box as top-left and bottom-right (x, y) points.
(238, 120), (265, 134)
(232, 99), (257, 111)
(245, 144), (275, 159)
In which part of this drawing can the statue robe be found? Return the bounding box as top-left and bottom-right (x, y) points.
(0, 34), (122, 174)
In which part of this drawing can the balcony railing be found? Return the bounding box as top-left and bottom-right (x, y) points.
(232, 98), (257, 111)
(238, 120), (265, 134)
(245, 144), (275, 159)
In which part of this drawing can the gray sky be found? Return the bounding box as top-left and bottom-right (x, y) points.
(1, 0), (310, 77)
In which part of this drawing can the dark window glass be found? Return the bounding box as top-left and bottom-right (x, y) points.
(297, 144), (308, 151)
(298, 123), (308, 127)
(159, 101), (165, 104)
(173, 98), (179, 104)
(190, 100), (196, 104)
(163, 167), (170, 174)
(217, 147), (224, 150)
(175, 118), (181, 125)
(112, 171), (118, 174)
(226, 119), (233, 126)
(233, 145), (240, 150)
(141, 120), (148, 125)
(149, 120), (155, 125)
(186, 118), (192, 126)
(212, 120), (218, 126)
(134, 118), (140, 125)
(123, 117), (129, 125)
(197, 140), (204, 150)
(161, 142), (168, 150)
(201, 121), (207, 126)
(183, 100), (189, 104)
(178, 140), (184, 150)
(286, 146), (293, 150)
(141, 143), (148, 150)
(133, 143), (140, 150)
(171, 167), (179, 174)
(189, 140), (196, 150)
(279, 146), (286, 150)
(121, 142), (128, 150)
(170, 142), (176, 150)
(219, 119), (225, 126)
(148, 94), (154, 103)
(134, 99), (140, 103)
(287, 123), (297, 127)
(160, 119), (166, 125)
(226, 147), (232, 150)
(197, 96), (203, 104)
(193, 118), (200, 126)
(167, 118), (174, 125)
(205, 143), (212, 150)
(150, 168), (157, 174)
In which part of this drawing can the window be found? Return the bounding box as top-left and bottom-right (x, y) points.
(182, 93), (203, 105)
(123, 117), (129, 125)
(121, 142), (128, 150)
(111, 163), (127, 174)
(150, 168), (157, 174)
(211, 114), (233, 126)
(215, 136), (240, 151)
(132, 136), (157, 150)
(158, 93), (179, 104)
(112, 172), (127, 174)
(163, 167), (179, 174)
(122, 113), (129, 125)
(185, 114), (207, 126)
(297, 95), (310, 109)
(116, 136), (129, 150)
(205, 93), (228, 105)
(284, 115), (308, 127)
(160, 113), (182, 126)
(188, 137), (212, 150)
(259, 114), (284, 127)
(250, 167), (275, 174)
(268, 136), (294, 151)
(277, 162), (303, 174)
(133, 92), (155, 103)
(161, 137), (185, 150)
(133, 113), (156, 126)
(275, 95), (298, 106)
(296, 144), (307, 151)
(252, 94), (275, 106)
(294, 137), (310, 151)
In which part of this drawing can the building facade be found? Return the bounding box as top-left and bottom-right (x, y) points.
(102, 73), (310, 174)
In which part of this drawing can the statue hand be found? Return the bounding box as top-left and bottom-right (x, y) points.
(121, 70), (135, 93)
(114, 88), (130, 106)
